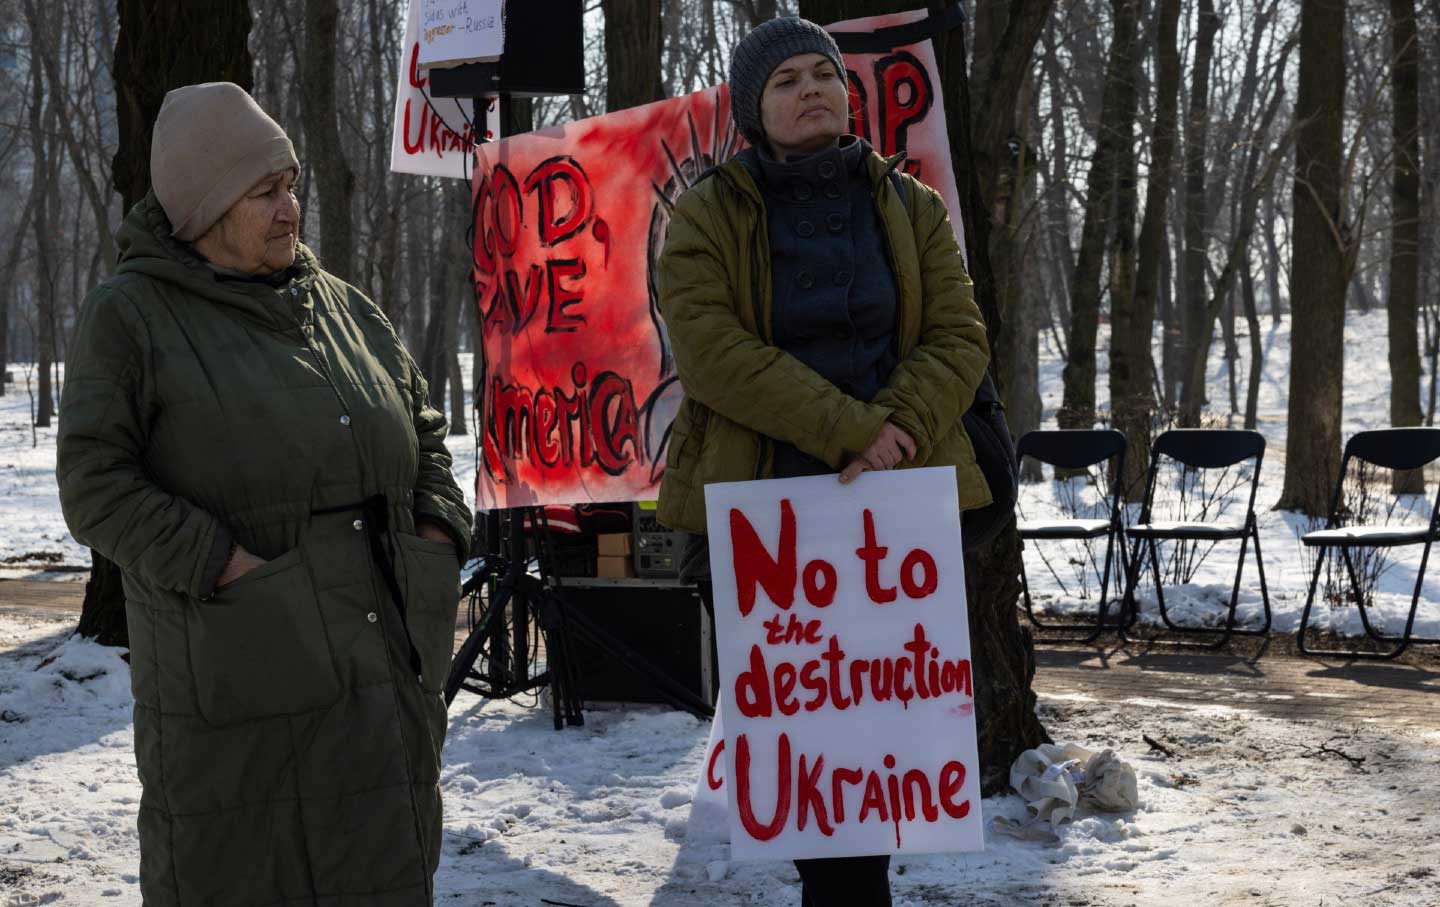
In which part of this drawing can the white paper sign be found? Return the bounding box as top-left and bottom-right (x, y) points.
(390, 0), (500, 179)
(703, 468), (984, 861)
(417, 0), (504, 67)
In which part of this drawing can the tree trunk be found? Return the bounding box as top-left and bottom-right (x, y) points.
(1112, 0), (1177, 497)
(85, 0), (256, 649)
(112, 2), (254, 212)
(420, 184), (469, 408)
(23, 0), (118, 271)
(1389, 0), (1424, 493)
(1263, 180), (1284, 323)
(1042, 25), (1075, 335)
(1119, 0), (1181, 489)
(366, 0), (404, 323)
(301, 0), (357, 281)
(1179, 73), (1294, 440)
(973, 2), (1047, 451)
(1176, 0), (1220, 426)
(801, 0), (1050, 795)
(0, 184), (39, 398)
(1278, 0), (1347, 517)
(1058, 0), (1140, 431)
(29, 28), (58, 430)
(1002, 77), (1045, 480)
(602, 0), (664, 112)
(1241, 247), (1263, 429)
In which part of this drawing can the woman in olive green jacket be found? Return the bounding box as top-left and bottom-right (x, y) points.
(57, 83), (470, 906)
(656, 18), (991, 907)
(657, 27), (991, 538)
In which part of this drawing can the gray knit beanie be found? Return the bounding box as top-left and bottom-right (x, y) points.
(151, 82), (299, 242)
(728, 17), (845, 146)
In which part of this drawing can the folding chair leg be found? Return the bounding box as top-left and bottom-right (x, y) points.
(1249, 525), (1273, 635)
(1017, 537), (1112, 644)
(1118, 535), (1146, 635)
(1216, 525), (1270, 638)
(1128, 534), (1262, 649)
(1394, 541), (1435, 646)
(1340, 547), (1386, 641)
(1087, 528), (1119, 640)
(1296, 545), (1330, 657)
(1357, 539), (1440, 648)
(1019, 543), (1039, 623)
(1297, 543), (1421, 660)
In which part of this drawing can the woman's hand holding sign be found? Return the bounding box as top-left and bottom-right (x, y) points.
(839, 423), (917, 484)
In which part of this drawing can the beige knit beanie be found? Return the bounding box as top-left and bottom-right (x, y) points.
(150, 82), (299, 242)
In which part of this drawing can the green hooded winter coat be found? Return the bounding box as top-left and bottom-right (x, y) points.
(655, 151), (992, 534)
(56, 193), (472, 906)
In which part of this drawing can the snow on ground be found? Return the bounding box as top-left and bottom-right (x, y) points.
(4, 314), (1440, 904)
(0, 364), (88, 579)
(1020, 309), (1440, 641)
(3, 611), (1439, 906)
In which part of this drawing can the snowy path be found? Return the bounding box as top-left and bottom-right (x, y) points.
(3, 611), (1439, 906)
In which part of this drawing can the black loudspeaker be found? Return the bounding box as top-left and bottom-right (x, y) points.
(562, 580), (718, 707)
(427, 1), (585, 98)
(633, 505), (684, 579)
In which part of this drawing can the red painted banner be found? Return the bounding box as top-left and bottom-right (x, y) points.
(473, 9), (964, 510)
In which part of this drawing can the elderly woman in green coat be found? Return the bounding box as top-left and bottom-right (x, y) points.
(656, 18), (991, 907)
(57, 82), (471, 906)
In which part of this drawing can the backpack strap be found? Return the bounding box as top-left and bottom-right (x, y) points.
(887, 168), (913, 219)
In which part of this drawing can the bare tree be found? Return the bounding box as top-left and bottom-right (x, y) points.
(26, 14), (57, 429)
(299, 0), (358, 281)
(1389, 0), (1424, 491)
(603, 0), (664, 112)
(1111, 0), (1181, 494)
(1059, 0), (1140, 432)
(1174, 0), (1220, 426)
(1279, 0), (1348, 517)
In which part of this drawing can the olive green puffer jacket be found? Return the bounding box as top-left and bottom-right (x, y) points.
(656, 150), (992, 534)
(57, 193), (472, 906)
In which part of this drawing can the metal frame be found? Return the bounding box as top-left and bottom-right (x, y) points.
(1296, 427), (1440, 660)
(1015, 429), (1130, 644)
(1119, 430), (1272, 648)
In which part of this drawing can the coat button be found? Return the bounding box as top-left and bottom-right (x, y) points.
(792, 183), (814, 202)
(834, 270), (852, 285)
(353, 519), (365, 531)
(824, 183), (842, 199)
(818, 161), (837, 179)
(339, 414), (351, 426)
(827, 213), (847, 233)
(367, 612), (378, 623)
(290, 286), (300, 297)
(797, 221), (815, 238)
(795, 271), (814, 289)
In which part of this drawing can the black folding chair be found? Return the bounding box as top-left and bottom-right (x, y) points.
(1296, 427), (1440, 660)
(1015, 429), (1128, 644)
(1119, 429), (1272, 648)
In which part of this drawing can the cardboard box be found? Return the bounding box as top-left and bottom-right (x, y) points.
(597, 533), (633, 557)
(595, 554), (636, 578)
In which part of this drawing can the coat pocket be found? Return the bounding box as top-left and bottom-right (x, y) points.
(186, 546), (342, 726)
(396, 533), (462, 695)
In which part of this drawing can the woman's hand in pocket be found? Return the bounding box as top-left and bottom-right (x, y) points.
(415, 519), (456, 552)
(217, 545), (267, 588)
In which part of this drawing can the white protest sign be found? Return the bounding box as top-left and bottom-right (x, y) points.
(703, 468), (984, 861)
(418, 0), (504, 67)
(390, 0), (500, 179)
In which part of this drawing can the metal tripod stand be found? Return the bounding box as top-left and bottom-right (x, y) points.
(443, 507), (716, 727)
